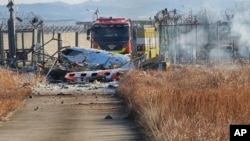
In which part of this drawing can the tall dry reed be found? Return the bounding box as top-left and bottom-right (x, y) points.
(118, 65), (250, 141)
(0, 68), (36, 117)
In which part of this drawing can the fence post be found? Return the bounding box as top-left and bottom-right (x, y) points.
(21, 31), (25, 66)
(58, 33), (62, 57)
(75, 32), (79, 47)
(0, 29), (4, 65)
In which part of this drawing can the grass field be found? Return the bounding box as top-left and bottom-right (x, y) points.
(0, 68), (34, 118)
(118, 65), (250, 141)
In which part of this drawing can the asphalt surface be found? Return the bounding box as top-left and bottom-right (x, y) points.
(0, 84), (145, 141)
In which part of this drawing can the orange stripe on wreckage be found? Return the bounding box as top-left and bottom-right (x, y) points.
(64, 68), (127, 82)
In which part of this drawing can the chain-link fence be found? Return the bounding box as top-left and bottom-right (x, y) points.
(0, 18), (91, 67)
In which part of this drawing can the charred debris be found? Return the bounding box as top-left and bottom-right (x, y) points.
(45, 47), (135, 83)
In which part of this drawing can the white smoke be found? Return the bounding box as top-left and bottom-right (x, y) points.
(165, 2), (250, 63)
(166, 26), (209, 63)
(230, 1), (250, 58)
(209, 45), (233, 60)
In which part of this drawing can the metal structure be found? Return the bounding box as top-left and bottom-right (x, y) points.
(0, 0), (92, 69)
(0, 14), (90, 68)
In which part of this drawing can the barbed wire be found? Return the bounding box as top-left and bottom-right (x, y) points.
(0, 18), (88, 33)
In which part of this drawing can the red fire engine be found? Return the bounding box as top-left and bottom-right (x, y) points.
(87, 17), (133, 54)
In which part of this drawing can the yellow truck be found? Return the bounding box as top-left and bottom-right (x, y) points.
(134, 26), (171, 70)
(134, 26), (160, 59)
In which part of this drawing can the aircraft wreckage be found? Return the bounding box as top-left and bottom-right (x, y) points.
(45, 47), (136, 83)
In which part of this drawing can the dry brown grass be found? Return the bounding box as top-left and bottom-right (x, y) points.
(117, 65), (250, 141)
(0, 68), (37, 117)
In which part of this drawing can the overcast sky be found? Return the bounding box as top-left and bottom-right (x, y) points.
(0, 0), (246, 21)
(0, 0), (243, 13)
(0, 0), (242, 11)
(0, 0), (238, 5)
(0, 0), (90, 5)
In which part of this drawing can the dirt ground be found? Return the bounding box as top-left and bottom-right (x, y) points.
(0, 83), (145, 141)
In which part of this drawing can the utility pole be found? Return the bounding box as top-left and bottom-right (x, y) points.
(30, 15), (43, 67)
(7, 0), (17, 68)
(87, 8), (99, 21)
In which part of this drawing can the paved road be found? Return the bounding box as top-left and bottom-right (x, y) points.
(0, 91), (145, 141)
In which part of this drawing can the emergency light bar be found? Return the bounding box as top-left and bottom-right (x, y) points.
(96, 17), (127, 23)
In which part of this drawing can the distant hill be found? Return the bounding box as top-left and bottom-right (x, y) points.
(0, 0), (234, 21)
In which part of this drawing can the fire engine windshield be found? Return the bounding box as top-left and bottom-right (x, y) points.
(92, 24), (129, 41)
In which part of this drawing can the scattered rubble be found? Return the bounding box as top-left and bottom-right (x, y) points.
(32, 81), (118, 96)
(21, 46), (157, 96)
